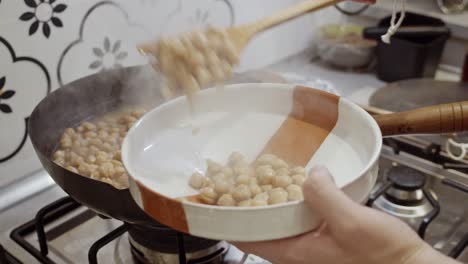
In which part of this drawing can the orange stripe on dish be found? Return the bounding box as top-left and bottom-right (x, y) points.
(136, 181), (189, 233)
(258, 86), (340, 167)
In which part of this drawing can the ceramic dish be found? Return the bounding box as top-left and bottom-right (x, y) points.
(122, 83), (381, 242)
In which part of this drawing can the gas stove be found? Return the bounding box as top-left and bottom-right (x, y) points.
(1, 68), (468, 263)
(1, 135), (467, 264)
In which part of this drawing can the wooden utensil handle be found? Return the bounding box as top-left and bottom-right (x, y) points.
(374, 101), (468, 137)
(247, 0), (343, 34)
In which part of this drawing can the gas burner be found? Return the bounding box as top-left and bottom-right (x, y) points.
(128, 224), (227, 264)
(130, 237), (228, 264)
(367, 165), (440, 234)
(385, 166), (427, 206)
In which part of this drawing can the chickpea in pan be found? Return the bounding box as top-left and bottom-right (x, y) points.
(52, 108), (147, 189)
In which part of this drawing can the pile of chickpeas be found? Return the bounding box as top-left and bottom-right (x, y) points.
(52, 108), (146, 189)
(189, 152), (306, 207)
(148, 27), (240, 98)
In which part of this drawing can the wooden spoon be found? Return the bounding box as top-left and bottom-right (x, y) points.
(138, 0), (343, 98)
(226, 0), (343, 52)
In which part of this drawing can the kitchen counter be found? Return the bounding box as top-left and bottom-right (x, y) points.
(263, 49), (462, 107)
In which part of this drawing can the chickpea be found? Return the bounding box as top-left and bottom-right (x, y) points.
(217, 194), (236, 206)
(122, 115), (137, 124)
(249, 177), (258, 185)
(261, 184), (273, 193)
(53, 150), (65, 160)
(96, 151), (108, 162)
(252, 192), (269, 207)
(97, 131), (109, 141)
(82, 122), (96, 131)
(194, 68), (212, 87)
(272, 175), (292, 188)
(214, 179), (231, 194)
(131, 109), (146, 118)
(238, 199), (252, 207)
(65, 165), (78, 173)
(251, 199), (268, 207)
(206, 159), (223, 176)
(276, 167), (290, 177)
(101, 142), (114, 152)
(99, 162), (115, 178)
(268, 188), (288, 205)
(84, 131), (97, 138)
(72, 140), (82, 149)
(221, 167), (234, 178)
(228, 152), (245, 165)
(200, 187), (217, 204)
(291, 174), (305, 186)
(78, 163), (93, 176)
(89, 138), (103, 147)
(202, 177), (214, 188)
(113, 151), (122, 161)
(211, 173), (227, 183)
(75, 147), (89, 157)
(233, 165), (249, 176)
(100, 177), (113, 185)
(256, 154), (277, 166)
(114, 165), (126, 175)
(292, 166), (306, 175)
(89, 145), (100, 153)
(232, 184), (251, 202)
(287, 184), (304, 201)
(271, 158), (289, 170)
(69, 153), (84, 167)
(64, 128), (76, 137)
(253, 192), (269, 202)
(96, 121), (107, 130)
(189, 172), (205, 190)
(54, 157), (65, 166)
(60, 136), (72, 148)
(249, 183), (262, 196)
(236, 174), (250, 185)
(87, 155), (97, 164)
(90, 170), (101, 179)
(256, 165), (275, 185)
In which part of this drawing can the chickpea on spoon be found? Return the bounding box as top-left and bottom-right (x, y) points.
(138, 0), (376, 99)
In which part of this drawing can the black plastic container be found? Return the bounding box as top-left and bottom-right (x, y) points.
(364, 12), (450, 82)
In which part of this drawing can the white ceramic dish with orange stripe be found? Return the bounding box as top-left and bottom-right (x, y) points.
(122, 83), (382, 242)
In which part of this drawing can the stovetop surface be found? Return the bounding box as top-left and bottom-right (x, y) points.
(1, 140), (468, 263)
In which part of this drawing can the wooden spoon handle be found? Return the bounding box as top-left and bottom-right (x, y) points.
(245, 0), (343, 35)
(374, 101), (468, 137)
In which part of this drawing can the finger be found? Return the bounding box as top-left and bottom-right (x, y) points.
(303, 166), (362, 233)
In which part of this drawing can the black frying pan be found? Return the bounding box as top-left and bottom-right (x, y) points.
(29, 66), (170, 226)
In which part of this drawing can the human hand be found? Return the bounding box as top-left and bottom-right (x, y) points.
(234, 166), (459, 264)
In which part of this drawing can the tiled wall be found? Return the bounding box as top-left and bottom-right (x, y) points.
(0, 0), (338, 187)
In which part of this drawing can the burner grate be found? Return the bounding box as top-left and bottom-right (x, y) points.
(10, 196), (79, 264)
(9, 197), (227, 264)
(0, 244), (22, 264)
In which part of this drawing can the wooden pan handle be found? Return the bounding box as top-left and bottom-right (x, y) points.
(374, 101), (468, 137)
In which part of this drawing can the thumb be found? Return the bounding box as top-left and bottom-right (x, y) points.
(303, 166), (362, 234)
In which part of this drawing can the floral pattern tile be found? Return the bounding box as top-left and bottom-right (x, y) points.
(57, 1), (149, 86)
(0, 37), (50, 163)
(0, 76), (16, 114)
(89, 37), (128, 71)
(19, 0), (67, 38)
